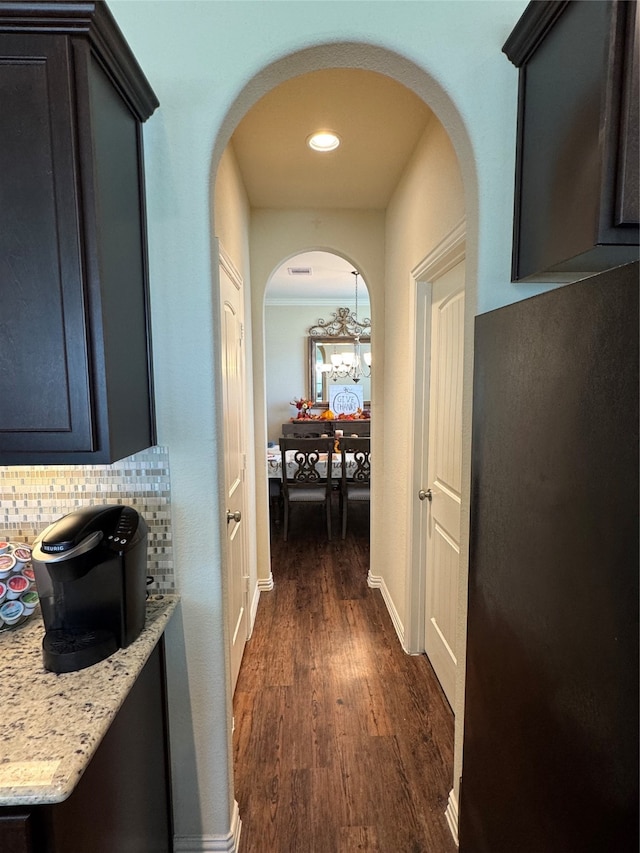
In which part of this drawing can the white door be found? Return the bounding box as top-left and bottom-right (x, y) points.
(423, 260), (465, 709)
(220, 257), (249, 693)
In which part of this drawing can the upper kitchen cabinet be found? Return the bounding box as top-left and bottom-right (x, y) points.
(0, 1), (158, 464)
(503, 0), (639, 282)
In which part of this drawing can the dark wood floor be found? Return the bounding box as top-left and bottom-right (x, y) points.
(233, 499), (457, 852)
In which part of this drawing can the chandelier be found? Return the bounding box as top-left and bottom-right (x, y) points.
(310, 270), (372, 383)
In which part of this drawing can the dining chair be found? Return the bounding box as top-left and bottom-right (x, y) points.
(279, 437), (335, 541)
(339, 436), (371, 539)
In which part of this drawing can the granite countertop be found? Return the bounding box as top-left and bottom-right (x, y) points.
(0, 593), (179, 807)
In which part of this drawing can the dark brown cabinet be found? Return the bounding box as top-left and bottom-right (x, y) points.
(503, 0), (639, 282)
(0, 641), (172, 853)
(0, 812), (34, 853)
(0, 2), (158, 464)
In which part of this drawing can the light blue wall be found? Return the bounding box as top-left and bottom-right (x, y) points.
(109, 0), (550, 844)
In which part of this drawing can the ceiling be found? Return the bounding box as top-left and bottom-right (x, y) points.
(266, 251), (370, 304)
(232, 68), (432, 299)
(233, 68), (431, 210)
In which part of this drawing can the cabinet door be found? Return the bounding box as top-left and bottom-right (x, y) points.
(82, 49), (155, 463)
(0, 812), (38, 853)
(504, 0), (639, 281)
(0, 35), (95, 454)
(38, 642), (173, 852)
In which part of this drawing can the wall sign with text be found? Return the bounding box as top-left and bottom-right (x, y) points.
(329, 385), (364, 415)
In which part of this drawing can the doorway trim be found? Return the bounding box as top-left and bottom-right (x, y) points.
(405, 218), (466, 655)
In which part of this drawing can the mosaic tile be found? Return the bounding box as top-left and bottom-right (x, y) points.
(0, 447), (174, 591)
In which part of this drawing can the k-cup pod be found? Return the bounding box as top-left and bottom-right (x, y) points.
(0, 553), (16, 579)
(0, 582), (6, 605)
(11, 546), (31, 569)
(6, 574), (29, 600)
(20, 591), (39, 616)
(0, 542), (10, 555)
(0, 599), (24, 625)
(21, 567), (36, 588)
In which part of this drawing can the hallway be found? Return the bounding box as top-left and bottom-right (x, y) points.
(233, 502), (457, 852)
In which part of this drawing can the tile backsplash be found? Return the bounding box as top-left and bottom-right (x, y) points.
(0, 446), (174, 592)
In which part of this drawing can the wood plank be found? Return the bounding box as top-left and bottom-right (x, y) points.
(233, 499), (456, 851)
(338, 824), (381, 852)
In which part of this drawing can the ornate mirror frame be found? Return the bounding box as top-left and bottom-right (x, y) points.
(307, 308), (372, 409)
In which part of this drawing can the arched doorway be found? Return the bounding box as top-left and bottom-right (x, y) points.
(212, 48), (476, 844)
(263, 250), (372, 450)
(263, 249), (372, 546)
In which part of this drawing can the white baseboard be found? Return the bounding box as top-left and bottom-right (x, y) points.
(367, 570), (405, 648)
(173, 800), (242, 853)
(445, 787), (459, 846)
(248, 573), (273, 636)
(257, 572), (274, 592)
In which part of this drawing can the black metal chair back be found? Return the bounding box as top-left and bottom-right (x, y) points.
(279, 437), (335, 541)
(339, 436), (371, 539)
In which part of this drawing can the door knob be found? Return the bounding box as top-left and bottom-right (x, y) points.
(418, 489), (433, 502)
(227, 510), (241, 523)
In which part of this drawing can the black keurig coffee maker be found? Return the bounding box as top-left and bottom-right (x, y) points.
(31, 505), (148, 673)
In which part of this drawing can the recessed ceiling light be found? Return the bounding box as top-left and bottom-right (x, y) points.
(307, 131), (341, 152)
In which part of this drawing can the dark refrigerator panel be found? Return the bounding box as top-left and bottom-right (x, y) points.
(460, 262), (639, 853)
